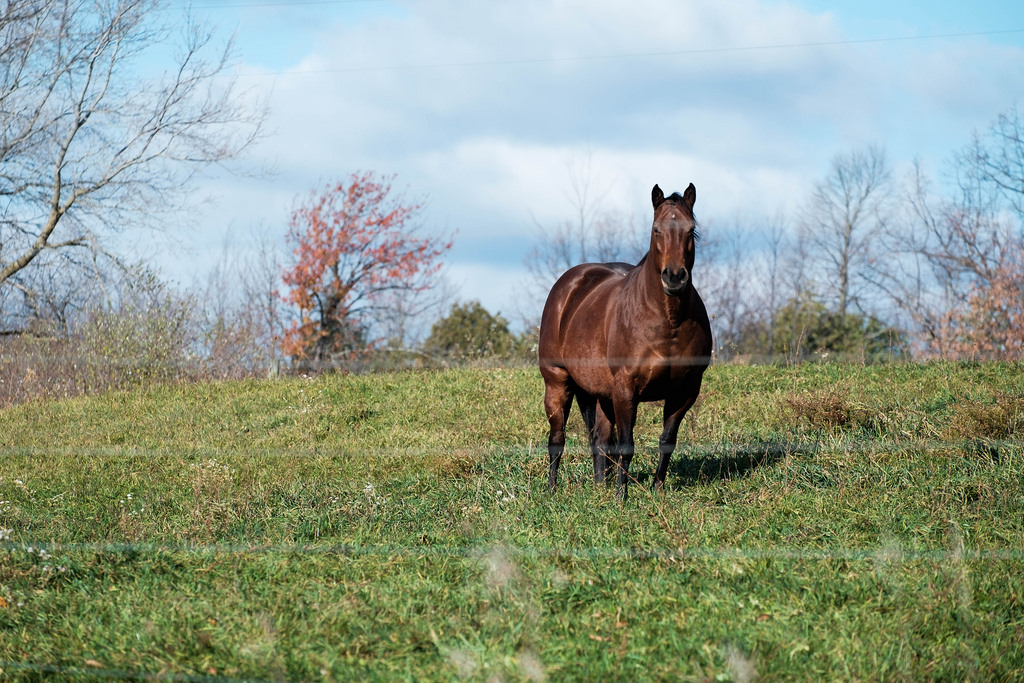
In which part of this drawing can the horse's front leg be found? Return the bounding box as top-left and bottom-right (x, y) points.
(581, 394), (616, 484)
(654, 379), (703, 490)
(594, 399), (616, 484)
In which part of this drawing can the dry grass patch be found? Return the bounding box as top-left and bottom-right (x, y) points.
(945, 391), (1024, 440)
(783, 387), (874, 431)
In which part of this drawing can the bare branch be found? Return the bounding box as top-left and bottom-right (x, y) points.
(0, 0), (265, 302)
(798, 145), (892, 318)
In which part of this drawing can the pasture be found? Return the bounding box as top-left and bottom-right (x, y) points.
(0, 362), (1022, 680)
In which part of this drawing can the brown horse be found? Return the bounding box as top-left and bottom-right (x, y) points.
(538, 183), (712, 500)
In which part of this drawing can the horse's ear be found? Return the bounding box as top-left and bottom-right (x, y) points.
(652, 184), (665, 209)
(683, 183), (696, 210)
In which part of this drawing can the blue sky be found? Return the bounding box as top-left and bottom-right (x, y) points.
(154, 0), (1024, 328)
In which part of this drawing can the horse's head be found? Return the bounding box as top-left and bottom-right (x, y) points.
(650, 183), (698, 297)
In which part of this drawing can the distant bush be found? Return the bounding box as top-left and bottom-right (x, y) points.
(421, 301), (533, 367)
(0, 269), (278, 407)
(733, 294), (908, 363)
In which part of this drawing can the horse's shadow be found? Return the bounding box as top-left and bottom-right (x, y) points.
(642, 440), (807, 488)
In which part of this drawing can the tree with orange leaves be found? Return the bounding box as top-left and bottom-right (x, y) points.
(279, 172), (452, 366)
(948, 251), (1024, 360)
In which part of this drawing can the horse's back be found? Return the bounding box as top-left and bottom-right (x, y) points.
(538, 262), (629, 372)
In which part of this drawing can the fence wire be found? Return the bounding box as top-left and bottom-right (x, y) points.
(2, 538), (1022, 562)
(0, 659), (250, 683)
(0, 434), (1020, 459)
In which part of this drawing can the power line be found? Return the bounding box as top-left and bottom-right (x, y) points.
(188, 0), (387, 8)
(242, 27), (1024, 77)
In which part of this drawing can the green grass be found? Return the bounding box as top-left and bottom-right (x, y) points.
(1, 362), (1022, 680)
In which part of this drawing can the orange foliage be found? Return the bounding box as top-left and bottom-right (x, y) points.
(278, 172), (451, 362)
(948, 246), (1024, 360)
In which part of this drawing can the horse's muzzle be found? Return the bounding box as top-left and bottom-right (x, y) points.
(661, 267), (689, 296)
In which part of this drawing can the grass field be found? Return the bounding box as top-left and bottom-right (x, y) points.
(1, 362), (1022, 680)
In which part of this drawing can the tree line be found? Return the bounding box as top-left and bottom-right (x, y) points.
(525, 119), (1024, 364)
(2, 1), (1022, 407)
(702, 116), (1023, 363)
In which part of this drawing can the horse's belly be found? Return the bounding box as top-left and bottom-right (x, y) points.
(564, 357), (614, 397)
(561, 317), (615, 397)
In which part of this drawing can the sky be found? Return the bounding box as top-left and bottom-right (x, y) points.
(151, 0), (1024, 331)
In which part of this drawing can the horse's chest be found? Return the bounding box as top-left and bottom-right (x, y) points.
(634, 355), (688, 400)
(628, 331), (707, 400)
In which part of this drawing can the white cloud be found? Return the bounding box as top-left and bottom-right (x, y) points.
(160, 0), (1024, 321)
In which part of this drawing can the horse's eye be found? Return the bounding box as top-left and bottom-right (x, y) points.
(652, 225), (660, 234)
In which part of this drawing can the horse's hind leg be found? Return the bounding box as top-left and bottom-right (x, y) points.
(585, 396), (616, 484)
(542, 371), (574, 491)
(578, 393), (614, 483)
(597, 400), (617, 482)
(611, 385), (639, 501)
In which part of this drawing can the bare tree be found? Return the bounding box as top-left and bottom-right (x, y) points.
(872, 119), (1024, 358)
(197, 226), (286, 377)
(0, 240), (125, 335)
(760, 213), (791, 352)
(700, 211), (803, 361)
(0, 0), (264, 327)
(698, 221), (749, 358)
(958, 104), (1024, 220)
(523, 154), (645, 310)
(525, 209), (645, 288)
(799, 145), (892, 317)
(866, 162), (958, 355)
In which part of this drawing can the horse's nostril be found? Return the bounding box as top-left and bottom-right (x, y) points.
(661, 267), (690, 295)
(662, 267), (687, 282)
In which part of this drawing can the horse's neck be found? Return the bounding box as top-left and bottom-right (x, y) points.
(632, 258), (691, 328)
